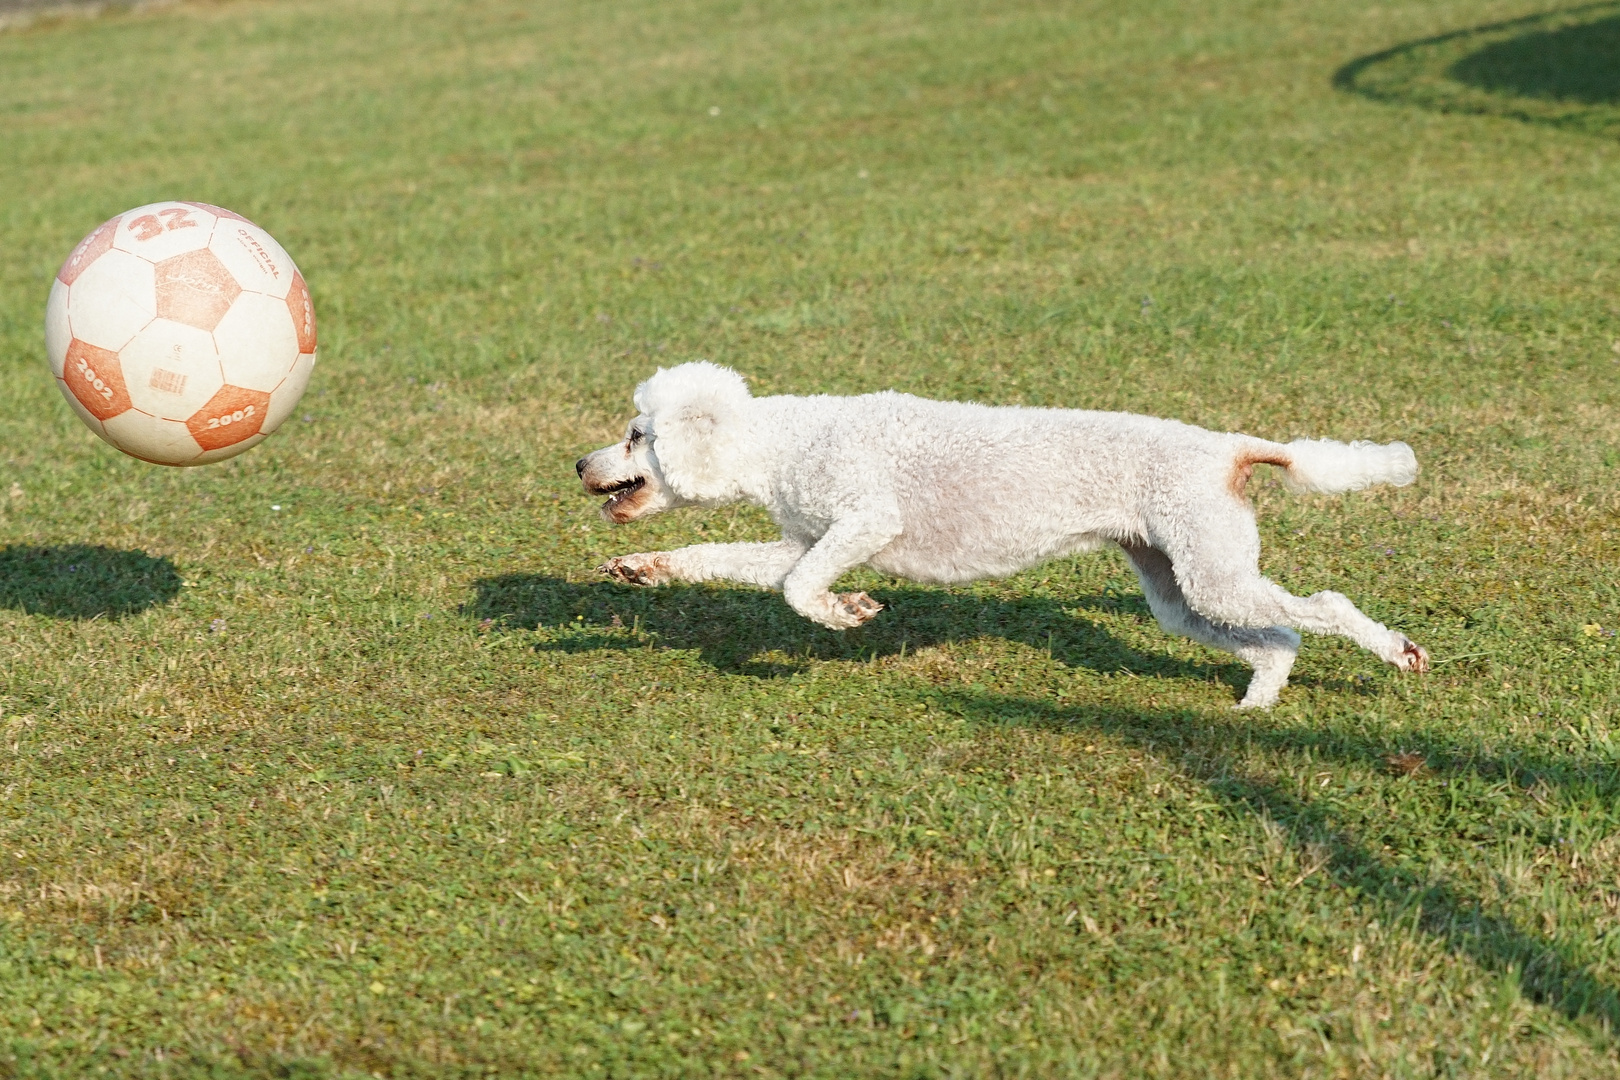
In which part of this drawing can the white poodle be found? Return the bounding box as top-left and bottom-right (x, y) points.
(575, 362), (1429, 708)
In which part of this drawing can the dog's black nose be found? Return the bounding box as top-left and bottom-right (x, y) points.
(575, 457), (588, 478)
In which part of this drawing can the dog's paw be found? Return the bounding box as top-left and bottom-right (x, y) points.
(1390, 637), (1430, 673)
(837, 591), (883, 625)
(598, 553), (672, 587)
(1381, 634), (1430, 673)
(809, 591), (884, 629)
(1234, 685), (1281, 710)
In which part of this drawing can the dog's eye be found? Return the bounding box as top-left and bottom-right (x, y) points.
(628, 428), (645, 445)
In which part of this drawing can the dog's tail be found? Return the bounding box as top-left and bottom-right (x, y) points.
(1234, 438), (1418, 497)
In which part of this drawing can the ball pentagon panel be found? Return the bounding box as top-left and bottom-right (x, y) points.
(187, 385), (272, 452)
(57, 215), (122, 286)
(61, 339), (133, 422)
(154, 249), (242, 332)
(285, 271), (316, 353)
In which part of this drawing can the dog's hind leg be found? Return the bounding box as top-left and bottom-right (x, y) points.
(1160, 501), (1430, 683)
(1120, 541), (1301, 709)
(601, 540), (808, 589)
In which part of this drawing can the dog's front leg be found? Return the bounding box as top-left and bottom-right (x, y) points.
(600, 540), (808, 588)
(781, 506), (902, 630)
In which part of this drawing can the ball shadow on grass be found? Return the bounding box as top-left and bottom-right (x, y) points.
(1334, 3), (1620, 137)
(0, 544), (182, 619)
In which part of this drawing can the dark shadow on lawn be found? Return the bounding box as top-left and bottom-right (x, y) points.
(467, 572), (1620, 1031)
(1449, 14), (1620, 105)
(944, 691), (1620, 1034)
(0, 544), (182, 619)
(1334, 3), (1620, 136)
(466, 573), (1257, 690)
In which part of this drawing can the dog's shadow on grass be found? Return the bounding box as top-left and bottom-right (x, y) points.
(949, 690), (1620, 1036)
(0, 544), (182, 619)
(465, 574), (1620, 1034)
(466, 573), (1253, 689)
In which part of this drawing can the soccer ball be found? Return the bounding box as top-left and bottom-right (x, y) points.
(44, 201), (316, 466)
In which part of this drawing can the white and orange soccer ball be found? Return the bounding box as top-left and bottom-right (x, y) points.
(44, 201), (316, 466)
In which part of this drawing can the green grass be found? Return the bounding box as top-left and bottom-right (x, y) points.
(1, 0), (1618, 1075)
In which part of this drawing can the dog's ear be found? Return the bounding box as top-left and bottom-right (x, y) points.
(635, 362), (752, 501)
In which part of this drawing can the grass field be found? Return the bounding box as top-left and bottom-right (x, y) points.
(1, 0), (1618, 1075)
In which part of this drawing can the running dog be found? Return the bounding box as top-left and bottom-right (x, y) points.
(576, 362), (1429, 708)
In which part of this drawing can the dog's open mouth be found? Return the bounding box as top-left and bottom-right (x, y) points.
(598, 476), (646, 512)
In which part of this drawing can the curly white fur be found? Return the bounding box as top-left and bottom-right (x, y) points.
(575, 362), (1429, 708)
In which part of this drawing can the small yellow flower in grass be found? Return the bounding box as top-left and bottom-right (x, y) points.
(369, 981), (386, 995)
(1583, 623), (1603, 637)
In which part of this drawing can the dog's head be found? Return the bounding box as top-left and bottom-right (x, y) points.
(575, 361), (753, 523)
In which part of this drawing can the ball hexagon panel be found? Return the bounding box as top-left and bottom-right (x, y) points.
(262, 351), (317, 434)
(208, 220), (299, 298)
(120, 320), (225, 422)
(45, 280), (71, 376)
(65, 249), (156, 352)
(214, 292), (299, 392)
(101, 412), (203, 466)
(155, 249), (242, 332)
(111, 202), (219, 263)
(62, 339), (132, 421)
(57, 215), (121, 286)
(286, 271), (317, 353)
(187, 385), (272, 451)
